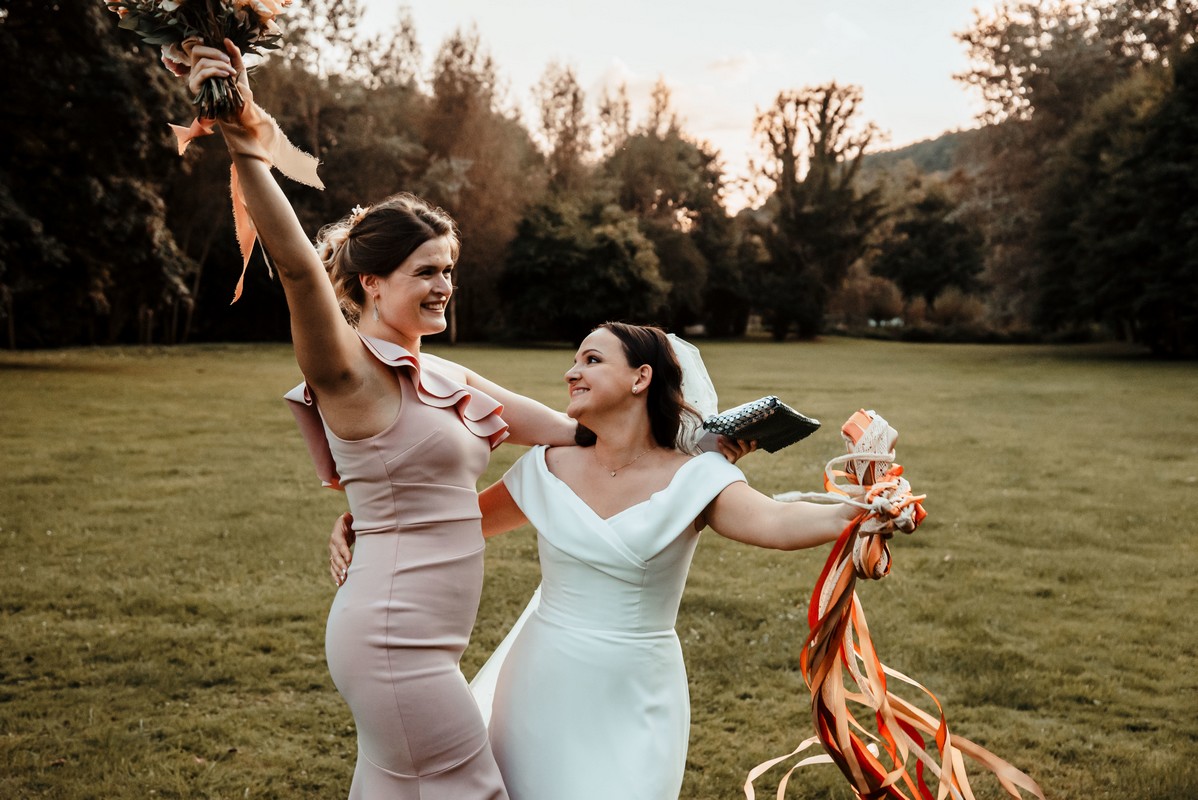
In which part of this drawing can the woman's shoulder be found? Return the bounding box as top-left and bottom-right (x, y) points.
(505, 444), (562, 495)
(542, 443), (583, 468)
(685, 450), (747, 482)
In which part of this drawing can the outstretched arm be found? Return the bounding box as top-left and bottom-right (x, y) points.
(188, 42), (364, 393)
(702, 481), (858, 551)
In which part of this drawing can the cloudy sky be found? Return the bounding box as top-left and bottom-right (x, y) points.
(361, 1), (991, 206)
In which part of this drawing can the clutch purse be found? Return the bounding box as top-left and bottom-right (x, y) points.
(702, 396), (821, 453)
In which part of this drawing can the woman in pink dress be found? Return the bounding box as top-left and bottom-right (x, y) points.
(186, 43), (577, 798)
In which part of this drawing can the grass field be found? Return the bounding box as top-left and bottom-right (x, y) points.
(1, 337), (1196, 799)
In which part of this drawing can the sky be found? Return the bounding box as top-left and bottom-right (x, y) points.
(360, 1), (992, 209)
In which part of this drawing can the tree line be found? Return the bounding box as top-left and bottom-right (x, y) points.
(1, 0), (1194, 355)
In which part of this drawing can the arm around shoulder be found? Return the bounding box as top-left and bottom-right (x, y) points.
(464, 369), (576, 447)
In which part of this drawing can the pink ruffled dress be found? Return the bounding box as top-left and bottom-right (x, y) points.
(285, 333), (509, 799)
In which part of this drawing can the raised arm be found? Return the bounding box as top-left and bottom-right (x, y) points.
(702, 481), (858, 551)
(188, 41), (365, 392)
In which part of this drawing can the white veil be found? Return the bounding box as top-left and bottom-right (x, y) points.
(667, 334), (719, 454)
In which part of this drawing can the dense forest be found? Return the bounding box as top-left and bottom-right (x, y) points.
(1, 0), (1194, 355)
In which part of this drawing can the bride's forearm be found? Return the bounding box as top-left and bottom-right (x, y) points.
(778, 501), (856, 550)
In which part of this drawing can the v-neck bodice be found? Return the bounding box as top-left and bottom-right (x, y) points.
(504, 446), (746, 633)
(540, 448), (711, 523)
(483, 445), (748, 800)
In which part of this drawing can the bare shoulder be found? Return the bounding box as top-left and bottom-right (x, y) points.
(544, 444), (584, 470)
(535, 445), (578, 491)
(667, 451), (699, 471)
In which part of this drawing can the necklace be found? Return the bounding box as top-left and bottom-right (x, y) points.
(594, 445), (654, 477)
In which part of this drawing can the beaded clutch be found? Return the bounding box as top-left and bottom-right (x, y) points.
(702, 396), (821, 453)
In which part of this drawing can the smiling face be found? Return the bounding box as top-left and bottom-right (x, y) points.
(362, 235), (455, 350)
(564, 327), (649, 421)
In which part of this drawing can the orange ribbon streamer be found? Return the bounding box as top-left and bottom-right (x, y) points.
(169, 103), (323, 303)
(747, 410), (1046, 800)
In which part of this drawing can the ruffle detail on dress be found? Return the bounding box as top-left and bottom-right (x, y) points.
(356, 334), (509, 450)
(283, 334), (509, 488)
(284, 382), (342, 490)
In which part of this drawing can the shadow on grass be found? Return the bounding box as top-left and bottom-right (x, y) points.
(0, 360), (117, 374)
(1040, 342), (1165, 362)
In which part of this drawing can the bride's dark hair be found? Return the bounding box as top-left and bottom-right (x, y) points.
(574, 322), (701, 449)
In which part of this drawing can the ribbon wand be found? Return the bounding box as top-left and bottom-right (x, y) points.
(747, 410), (1046, 800)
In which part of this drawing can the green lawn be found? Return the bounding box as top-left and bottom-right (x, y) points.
(1, 338), (1195, 799)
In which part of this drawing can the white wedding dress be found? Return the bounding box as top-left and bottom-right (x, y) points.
(471, 445), (745, 800)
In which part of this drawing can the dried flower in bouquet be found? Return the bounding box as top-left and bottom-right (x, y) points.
(105, 0), (292, 119)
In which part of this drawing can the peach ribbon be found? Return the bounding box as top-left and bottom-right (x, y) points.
(746, 411), (1045, 800)
(169, 103), (323, 303)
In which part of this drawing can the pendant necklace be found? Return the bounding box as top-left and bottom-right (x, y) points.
(594, 446), (654, 477)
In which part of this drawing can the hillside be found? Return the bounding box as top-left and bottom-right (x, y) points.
(861, 126), (988, 176)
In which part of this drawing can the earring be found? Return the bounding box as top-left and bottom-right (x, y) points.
(631, 384), (639, 394)
(372, 297), (380, 322)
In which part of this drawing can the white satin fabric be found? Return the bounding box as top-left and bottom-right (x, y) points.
(470, 446), (744, 800)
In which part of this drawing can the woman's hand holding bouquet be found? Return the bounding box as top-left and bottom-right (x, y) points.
(106, 0), (290, 119)
(105, 1), (321, 302)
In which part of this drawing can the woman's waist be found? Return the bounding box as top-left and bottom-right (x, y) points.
(340, 527), (485, 586)
(349, 515), (483, 542)
(533, 602), (679, 639)
(345, 481), (482, 530)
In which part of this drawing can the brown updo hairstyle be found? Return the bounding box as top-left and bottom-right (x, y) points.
(315, 192), (460, 324)
(574, 322), (702, 449)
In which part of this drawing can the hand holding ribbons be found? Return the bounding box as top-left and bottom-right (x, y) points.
(750, 411), (1044, 800)
(773, 409), (926, 577)
(837, 409), (927, 577)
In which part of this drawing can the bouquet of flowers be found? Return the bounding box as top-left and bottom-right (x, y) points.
(105, 0), (292, 119)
